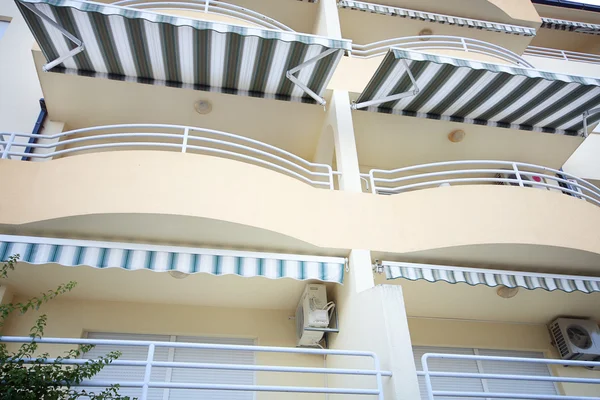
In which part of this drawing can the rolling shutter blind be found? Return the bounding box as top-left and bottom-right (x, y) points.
(84, 332), (255, 400)
(169, 336), (255, 400)
(413, 346), (485, 399)
(413, 346), (558, 400)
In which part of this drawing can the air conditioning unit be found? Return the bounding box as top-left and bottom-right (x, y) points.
(295, 284), (333, 347)
(549, 318), (600, 368)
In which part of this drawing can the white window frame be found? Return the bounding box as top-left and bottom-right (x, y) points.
(413, 345), (560, 400)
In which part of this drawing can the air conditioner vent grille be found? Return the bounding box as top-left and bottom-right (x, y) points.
(551, 322), (570, 358)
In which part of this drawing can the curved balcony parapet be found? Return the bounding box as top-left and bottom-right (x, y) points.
(368, 160), (600, 208)
(111, 0), (295, 32)
(0, 124), (334, 189)
(524, 46), (600, 65)
(351, 35), (534, 68)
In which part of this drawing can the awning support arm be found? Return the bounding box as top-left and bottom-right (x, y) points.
(351, 59), (420, 110)
(582, 107), (600, 137)
(23, 3), (85, 72)
(286, 48), (339, 107)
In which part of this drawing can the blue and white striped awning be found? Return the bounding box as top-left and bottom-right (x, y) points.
(383, 261), (600, 294)
(541, 17), (600, 35)
(16, 0), (349, 104)
(354, 49), (600, 135)
(0, 235), (345, 283)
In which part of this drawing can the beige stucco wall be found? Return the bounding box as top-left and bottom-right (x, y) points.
(2, 297), (327, 400)
(563, 134), (600, 182)
(409, 317), (600, 398)
(0, 0), (43, 133)
(2, 152), (600, 260)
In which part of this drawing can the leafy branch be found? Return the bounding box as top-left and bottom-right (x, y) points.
(0, 254), (134, 399)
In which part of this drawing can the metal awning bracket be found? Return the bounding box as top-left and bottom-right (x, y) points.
(351, 58), (420, 110)
(581, 107), (600, 137)
(286, 48), (338, 107)
(23, 2), (85, 72)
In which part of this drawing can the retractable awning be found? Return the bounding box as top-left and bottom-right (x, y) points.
(541, 17), (600, 35)
(353, 49), (600, 135)
(16, 0), (350, 105)
(338, 0), (536, 36)
(382, 261), (600, 294)
(0, 235), (345, 283)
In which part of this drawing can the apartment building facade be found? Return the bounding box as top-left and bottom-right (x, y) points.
(1, 0), (600, 398)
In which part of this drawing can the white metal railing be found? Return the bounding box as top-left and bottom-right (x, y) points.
(111, 0), (294, 31)
(0, 336), (391, 399)
(351, 36), (534, 68)
(0, 124), (335, 189)
(368, 160), (600, 207)
(524, 46), (600, 65)
(419, 353), (600, 400)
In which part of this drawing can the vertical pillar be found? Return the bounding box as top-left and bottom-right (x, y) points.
(348, 249), (374, 293)
(313, 0), (342, 39)
(325, 90), (363, 193)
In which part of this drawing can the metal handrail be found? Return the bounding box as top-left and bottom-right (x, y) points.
(524, 45), (600, 65)
(351, 35), (534, 67)
(368, 160), (600, 207)
(111, 0), (294, 31)
(0, 124), (335, 189)
(0, 336), (391, 399)
(419, 353), (600, 400)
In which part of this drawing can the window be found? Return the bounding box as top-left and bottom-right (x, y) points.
(0, 20), (9, 40)
(83, 332), (255, 400)
(413, 346), (558, 400)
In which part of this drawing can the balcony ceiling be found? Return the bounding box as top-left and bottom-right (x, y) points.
(32, 50), (327, 161)
(381, 275), (600, 323)
(353, 110), (584, 171)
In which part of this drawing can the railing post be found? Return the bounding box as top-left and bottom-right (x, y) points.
(204, 0), (209, 13)
(1, 133), (16, 159)
(561, 50), (569, 61)
(369, 171), (376, 194)
(372, 354), (384, 400)
(512, 163), (524, 187)
(461, 38), (468, 52)
(421, 355), (436, 400)
(182, 127), (189, 153)
(141, 343), (155, 400)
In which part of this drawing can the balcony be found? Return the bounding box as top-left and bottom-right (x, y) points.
(0, 336), (391, 399)
(0, 124), (335, 189)
(367, 160), (600, 208)
(337, 0), (538, 58)
(350, 35), (533, 66)
(109, 0), (296, 32)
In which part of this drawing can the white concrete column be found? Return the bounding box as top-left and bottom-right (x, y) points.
(348, 249), (375, 294)
(313, 0), (342, 38)
(328, 283), (422, 400)
(323, 90), (363, 193)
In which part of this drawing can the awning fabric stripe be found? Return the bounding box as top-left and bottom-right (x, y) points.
(355, 49), (600, 135)
(541, 17), (600, 35)
(0, 235), (345, 283)
(383, 261), (600, 294)
(338, 0), (536, 36)
(16, 0), (350, 104)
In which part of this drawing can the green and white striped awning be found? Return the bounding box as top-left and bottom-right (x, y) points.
(16, 0), (350, 104)
(541, 17), (600, 35)
(338, 0), (536, 36)
(354, 49), (600, 135)
(383, 261), (600, 294)
(0, 235), (345, 283)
